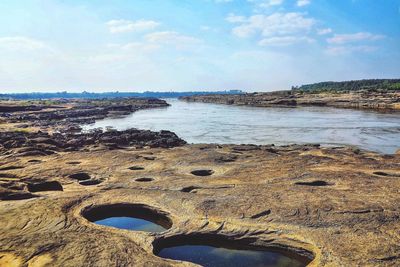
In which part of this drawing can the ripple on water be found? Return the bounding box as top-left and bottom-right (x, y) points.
(83, 99), (400, 154)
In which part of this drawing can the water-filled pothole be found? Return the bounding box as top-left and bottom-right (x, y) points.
(154, 235), (312, 267)
(191, 170), (214, 177)
(82, 203), (172, 233)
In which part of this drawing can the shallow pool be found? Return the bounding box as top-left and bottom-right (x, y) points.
(157, 244), (306, 267)
(95, 216), (167, 233)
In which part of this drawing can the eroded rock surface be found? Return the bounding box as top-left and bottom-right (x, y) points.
(0, 143), (399, 266)
(0, 97), (399, 266)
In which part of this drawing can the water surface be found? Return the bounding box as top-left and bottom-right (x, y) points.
(157, 245), (305, 267)
(85, 99), (400, 154)
(95, 216), (167, 232)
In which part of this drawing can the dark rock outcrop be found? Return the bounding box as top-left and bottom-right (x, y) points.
(0, 128), (186, 155)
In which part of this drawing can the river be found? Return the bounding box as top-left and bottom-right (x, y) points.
(84, 99), (400, 154)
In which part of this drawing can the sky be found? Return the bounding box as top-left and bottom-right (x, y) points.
(0, 0), (399, 93)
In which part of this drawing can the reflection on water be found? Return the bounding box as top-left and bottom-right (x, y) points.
(157, 245), (305, 267)
(84, 99), (400, 154)
(95, 216), (166, 232)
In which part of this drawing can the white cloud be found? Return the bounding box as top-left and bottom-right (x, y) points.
(105, 31), (202, 53)
(327, 32), (385, 44)
(226, 13), (246, 23)
(88, 42), (161, 64)
(107, 42), (160, 52)
(326, 45), (377, 55)
(317, 28), (332, 35)
(231, 12), (316, 38)
(248, 0), (284, 8)
(261, 0), (284, 7)
(297, 0), (310, 7)
(258, 36), (314, 46)
(106, 19), (160, 33)
(145, 31), (202, 48)
(0, 36), (49, 51)
(200, 26), (219, 33)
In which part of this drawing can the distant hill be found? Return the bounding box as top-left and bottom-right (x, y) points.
(292, 79), (400, 93)
(0, 90), (243, 100)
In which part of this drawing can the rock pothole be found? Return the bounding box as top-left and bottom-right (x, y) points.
(81, 203), (172, 233)
(153, 234), (314, 267)
(66, 161), (81, 165)
(27, 159), (42, 163)
(214, 154), (238, 163)
(69, 172), (91, 181)
(135, 177), (154, 182)
(373, 171), (400, 177)
(0, 192), (38, 201)
(191, 170), (214, 177)
(129, 166), (145, 171)
(181, 186), (200, 193)
(295, 180), (332, 186)
(79, 179), (102, 186)
(27, 181), (63, 192)
(373, 171), (389, 176)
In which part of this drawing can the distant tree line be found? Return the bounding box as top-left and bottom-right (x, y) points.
(0, 90), (243, 100)
(292, 79), (400, 93)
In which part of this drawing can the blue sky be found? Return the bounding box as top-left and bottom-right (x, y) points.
(0, 0), (399, 92)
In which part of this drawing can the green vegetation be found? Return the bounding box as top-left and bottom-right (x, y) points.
(292, 79), (400, 93)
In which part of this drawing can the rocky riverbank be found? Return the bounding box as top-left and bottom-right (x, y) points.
(0, 97), (399, 267)
(0, 128), (185, 157)
(0, 97), (169, 133)
(180, 90), (400, 110)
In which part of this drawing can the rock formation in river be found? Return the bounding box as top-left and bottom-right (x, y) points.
(181, 90), (400, 110)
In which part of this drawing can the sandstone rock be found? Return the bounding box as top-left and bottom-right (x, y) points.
(181, 90), (400, 110)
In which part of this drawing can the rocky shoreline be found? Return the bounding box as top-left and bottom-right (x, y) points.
(180, 90), (400, 110)
(0, 97), (169, 133)
(0, 128), (186, 157)
(0, 97), (399, 266)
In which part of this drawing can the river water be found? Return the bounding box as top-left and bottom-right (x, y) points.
(84, 99), (400, 154)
